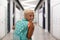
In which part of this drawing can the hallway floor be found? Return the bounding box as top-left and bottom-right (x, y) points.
(2, 24), (57, 40)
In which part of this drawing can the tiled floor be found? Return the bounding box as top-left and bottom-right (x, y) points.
(2, 24), (57, 40)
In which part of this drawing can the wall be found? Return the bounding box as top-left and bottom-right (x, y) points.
(15, 8), (23, 23)
(35, 10), (39, 24)
(10, 0), (24, 32)
(38, 8), (43, 27)
(10, 0), (13, 32)
(20, 10), (24, 20)
(0, 0), (7, 7)
(51, 0), (60, 39)
(45, 0), (48, 32)
(0, 0), (7, 39)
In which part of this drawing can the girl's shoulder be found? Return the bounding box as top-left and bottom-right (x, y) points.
(16, 20), (28, 26)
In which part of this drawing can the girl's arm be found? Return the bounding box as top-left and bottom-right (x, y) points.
(27, 22), (34, 39)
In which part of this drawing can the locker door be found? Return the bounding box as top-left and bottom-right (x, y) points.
(15, 7), (20, 23)
(0, 6), (7, 38)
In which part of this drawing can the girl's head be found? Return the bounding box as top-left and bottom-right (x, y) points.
(24, 9), (34, 21)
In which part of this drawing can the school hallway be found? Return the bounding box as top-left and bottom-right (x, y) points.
(0, 0), (60, 40)
(2, 24), (56, 40)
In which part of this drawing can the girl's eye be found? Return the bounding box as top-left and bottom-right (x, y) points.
(30, 15), (32, 17)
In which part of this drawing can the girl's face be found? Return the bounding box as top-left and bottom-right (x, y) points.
(26, 12), (34, 21)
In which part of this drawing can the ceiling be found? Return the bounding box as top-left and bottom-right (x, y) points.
(19, 0), (40, 10)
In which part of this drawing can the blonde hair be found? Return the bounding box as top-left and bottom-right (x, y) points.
(24, 9), (34, 16)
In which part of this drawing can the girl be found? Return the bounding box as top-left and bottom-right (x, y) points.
(13, 9), (34, 40)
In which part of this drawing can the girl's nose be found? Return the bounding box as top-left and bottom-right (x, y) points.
(31, 16), (34, 19)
